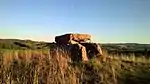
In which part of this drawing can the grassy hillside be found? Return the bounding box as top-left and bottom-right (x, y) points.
(0, 39), (150, 84)
(0, 39), (52, 49)
(0, 49), (150, 84)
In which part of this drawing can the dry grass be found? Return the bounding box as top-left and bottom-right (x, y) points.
(0, 49), (76, 84)
(0, 49), (150, 84)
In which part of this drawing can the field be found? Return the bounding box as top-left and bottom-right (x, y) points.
(0, 49), (150, 84)
(0, 39), (150, 84)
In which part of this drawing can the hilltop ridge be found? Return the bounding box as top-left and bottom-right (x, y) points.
(0, 39), (150, 50)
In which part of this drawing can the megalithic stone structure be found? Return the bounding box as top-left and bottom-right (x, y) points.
(55, 33), (104, 62)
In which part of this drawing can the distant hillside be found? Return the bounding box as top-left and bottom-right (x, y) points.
(0, 39), (150, 55)
(101, 43), (150, 51)
(0, 39), (50, 49)
(101, 43), (150, 56)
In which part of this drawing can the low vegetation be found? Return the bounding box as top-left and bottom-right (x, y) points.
(0, 39), (150, 84)
(0, 48), (150, 84)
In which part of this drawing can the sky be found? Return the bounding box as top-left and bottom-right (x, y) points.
(0, 0), (150, 43)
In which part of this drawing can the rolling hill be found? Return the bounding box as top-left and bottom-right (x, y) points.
(0, 39), (150, 56)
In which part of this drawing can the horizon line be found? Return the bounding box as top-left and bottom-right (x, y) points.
(0, 37), (150, 44)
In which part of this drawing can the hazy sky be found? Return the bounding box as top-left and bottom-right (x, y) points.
(0, 0), (150, 43)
